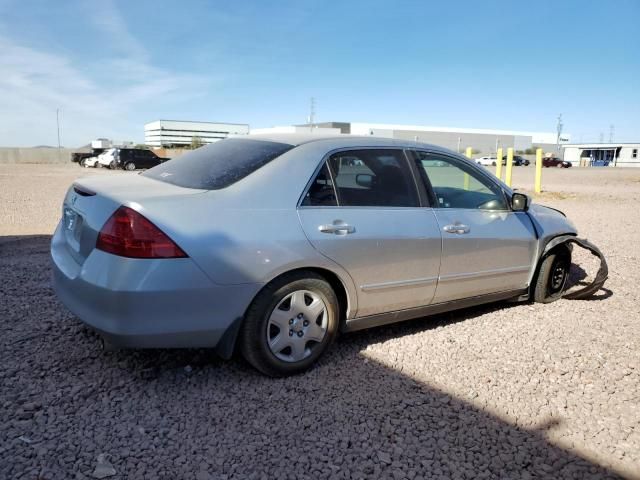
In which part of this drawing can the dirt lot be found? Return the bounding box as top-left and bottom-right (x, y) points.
(1, 163), (639, 479)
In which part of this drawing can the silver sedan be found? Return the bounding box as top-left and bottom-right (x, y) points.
(51, 134), (603, 376)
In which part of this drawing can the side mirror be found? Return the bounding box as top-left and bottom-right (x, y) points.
(511, 192), (530, 212)
(355, 173), (373, 188)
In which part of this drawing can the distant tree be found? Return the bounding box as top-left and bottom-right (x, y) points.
(135, 144), (150, 150)
(190, 136), (204, 149)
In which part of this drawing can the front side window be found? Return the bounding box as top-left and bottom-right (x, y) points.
(414, 151), (507, 210)
(143, 138), (294, 189)
(327, 149), (418, 207)
(633, 149), (638, 159)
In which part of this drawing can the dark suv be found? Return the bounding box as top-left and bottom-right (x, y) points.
(113, 149), (169, 171)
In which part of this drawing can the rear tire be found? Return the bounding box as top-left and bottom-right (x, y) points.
(533, 249), (571, 303)
(239, 271), (339, 377)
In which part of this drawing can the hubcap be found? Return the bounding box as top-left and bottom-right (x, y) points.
(266, 290), (328, 363)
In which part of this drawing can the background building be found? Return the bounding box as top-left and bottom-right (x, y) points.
(250, 125), (342, 136)
(562, 143), (640, 167)
(145, 120), (249, 147)
(299, 122), (569, 155)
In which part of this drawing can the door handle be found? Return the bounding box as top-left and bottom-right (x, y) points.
(319, 221), (355, 235)
(443, 224), (470, 234)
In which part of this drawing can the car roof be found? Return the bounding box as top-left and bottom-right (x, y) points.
(245, 133), (454, 154)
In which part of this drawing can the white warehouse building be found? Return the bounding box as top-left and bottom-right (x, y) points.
(144, 120), (249, 147)
(253, 121), (569, 154)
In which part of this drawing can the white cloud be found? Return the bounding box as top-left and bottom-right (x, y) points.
(0, 1), (210, 147)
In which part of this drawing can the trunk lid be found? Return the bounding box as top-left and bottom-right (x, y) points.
(59, 174), (206, 265)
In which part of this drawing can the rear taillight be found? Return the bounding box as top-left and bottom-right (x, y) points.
(96, 206), (187, 258)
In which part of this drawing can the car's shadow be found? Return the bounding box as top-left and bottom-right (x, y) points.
(1, 235), (625, 479)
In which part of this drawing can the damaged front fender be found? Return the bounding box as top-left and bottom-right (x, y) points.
(542, 235), (609, 300)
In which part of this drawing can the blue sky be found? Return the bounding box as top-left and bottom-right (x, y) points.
(0, 0), (638, 147)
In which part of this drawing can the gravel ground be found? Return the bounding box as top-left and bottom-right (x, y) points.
(1, 163), (639, 479)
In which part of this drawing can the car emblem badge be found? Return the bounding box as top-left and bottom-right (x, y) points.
(64, 207), (76, 231)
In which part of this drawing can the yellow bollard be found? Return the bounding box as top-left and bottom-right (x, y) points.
(495, 147), (503, 180)
(505, 147), (514, 187)
(535, 148), (543, 193)
(464, 147), (472, 190)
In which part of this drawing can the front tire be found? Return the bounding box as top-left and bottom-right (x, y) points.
(125, 162), (136, 171)
(239, 271), (339, 376)
(533, 250), (571, 303)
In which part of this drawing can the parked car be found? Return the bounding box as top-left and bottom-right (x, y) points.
(475, 156), (497, 166)
(51, 135), (605, 376)
(72, 150), (104, 165)
(81, 148), (168, 170)
(543, 157), (572, 168)
(512, 155), (530, 166)
(80, 152), (107, 168)
(111, 148), (169, 170)
(483, 155), (529, 167)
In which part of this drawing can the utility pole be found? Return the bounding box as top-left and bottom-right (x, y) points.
(56, 108), (61, 162)
(307, 97), (316, 131)
(556, 113), (563, 152)
(599, 132), (604, 143)
(609, 124), (614, 143)
(457, 137), (461, 153)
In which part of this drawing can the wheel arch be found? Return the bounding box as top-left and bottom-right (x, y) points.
(528, 234), (574, 300)
(216, 265), (354, 360)
(257, 266), (352, 324)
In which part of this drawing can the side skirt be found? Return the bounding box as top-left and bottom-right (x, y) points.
(342, 288), (527, 333)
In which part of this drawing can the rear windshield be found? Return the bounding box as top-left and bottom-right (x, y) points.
(142, 138), (294, 189)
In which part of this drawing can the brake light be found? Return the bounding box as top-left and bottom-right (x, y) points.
(96, 206), (187, 258)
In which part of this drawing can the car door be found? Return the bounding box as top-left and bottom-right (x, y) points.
(297, 148), (442, 317)
(412, 150), (537, 304)
(136, 150), (150, 168)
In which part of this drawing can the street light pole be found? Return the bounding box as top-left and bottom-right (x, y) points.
(556, 113), (563, 153)
(56, 108), (61, 162)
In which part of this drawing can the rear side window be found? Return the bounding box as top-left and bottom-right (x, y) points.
(143, 138), (294, 189)
(328, 149), (418, 207)
(301, 163), (337, 206)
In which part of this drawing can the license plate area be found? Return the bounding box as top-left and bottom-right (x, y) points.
(63, 207), (84, 251)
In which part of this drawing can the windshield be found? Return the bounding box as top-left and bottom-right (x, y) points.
(142, 138), (294, 190)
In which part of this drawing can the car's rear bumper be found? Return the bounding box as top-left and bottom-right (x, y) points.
(51, 222), (261, 350)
